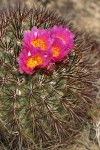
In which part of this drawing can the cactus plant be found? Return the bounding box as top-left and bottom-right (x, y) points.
(0, 3), (96, 150)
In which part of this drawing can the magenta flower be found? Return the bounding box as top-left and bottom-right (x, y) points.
(22, 26), (53, 52)
(50, 38), (68, 62)
(49, 25), (74, 52)
(18, 26), (74, 74)
(18, 47), (50, 74)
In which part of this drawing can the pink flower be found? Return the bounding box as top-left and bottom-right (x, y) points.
(50, 38), (69, 62)
(22, 26), (53, 52)
(18, 47), (50, 74)
(49, 25), (74, 53)
(18, 26), (74, 74)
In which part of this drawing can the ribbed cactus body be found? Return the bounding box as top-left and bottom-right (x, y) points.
(0, 4), (95, 150)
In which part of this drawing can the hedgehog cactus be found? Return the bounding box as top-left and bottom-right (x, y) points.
(0, 3), (96, 150)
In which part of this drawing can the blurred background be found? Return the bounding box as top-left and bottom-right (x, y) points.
(1, 0), (100, 41)
(0, 0), (100, 150)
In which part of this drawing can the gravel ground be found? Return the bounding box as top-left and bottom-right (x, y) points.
(47, 0), (100, 41)
(1, 0), (100, 40)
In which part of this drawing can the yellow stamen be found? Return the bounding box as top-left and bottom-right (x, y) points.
(26, 55), (43, 68)
(31, 38), (46, 50)
(52, 47), (60, 57)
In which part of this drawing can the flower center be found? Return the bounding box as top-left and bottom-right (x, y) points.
(52, 46), (60, 57)
(31, 38), (46, 50)
(26, 55), (43, 68)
